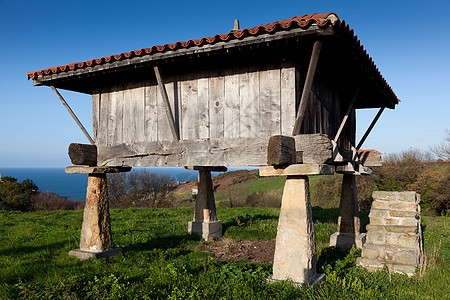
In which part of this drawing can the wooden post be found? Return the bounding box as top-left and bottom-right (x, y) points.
(153, 66), (179, 141)
(356, 107), (385, 150)
(188, 167), (222, 241)
(333, 84), (361, 143)
(292, 41), (322, 135)
(329, 174), (366, 250)
(50, 86), (95, 145)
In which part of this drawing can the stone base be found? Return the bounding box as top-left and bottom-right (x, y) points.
(188, 220), (222, 241)
(69, 247), (122, 260)
(267, 273), (326, 287)
(357, 257), (417, 276)
(329, 232), (366, 250)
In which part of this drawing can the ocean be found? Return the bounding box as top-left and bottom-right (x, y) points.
(0, 166), (256, 201)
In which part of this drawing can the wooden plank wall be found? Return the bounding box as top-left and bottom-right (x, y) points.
(93, 63), (297, 147)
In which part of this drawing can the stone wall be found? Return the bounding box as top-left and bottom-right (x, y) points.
(357, 191), (422, 276)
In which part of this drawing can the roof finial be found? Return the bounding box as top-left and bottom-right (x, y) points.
(233, 19), (240, 31)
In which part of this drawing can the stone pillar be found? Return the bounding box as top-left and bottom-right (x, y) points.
(270, 175), (324, 285)
(188, 169), (222, 241)
(330, 174), (366, 250)
(79, 174), (112, 251)
(66, 166), (131, 260)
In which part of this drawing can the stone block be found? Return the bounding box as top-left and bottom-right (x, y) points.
(371, 201), (389, 209)
(188, 220), (222, 241)
(369, 208), (390, 219)
(372, 191), (398, 202)
(391, 250), (420, 265)
(69, 248), (122, 260)
(390, 210), (418, 218)
(329, 232), (366, 250)
(398, 191), (419, 203)
(389, 202), (418, 211)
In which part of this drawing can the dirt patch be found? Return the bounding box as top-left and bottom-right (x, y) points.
(198, 238), (275, 264)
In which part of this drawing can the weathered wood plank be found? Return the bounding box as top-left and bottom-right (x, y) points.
(259, 66), (281, 136)
(209, 75), (225, 139)
(280, 64), (296, 135)
(92, 90), (100, 144)
(98, 89), (108, 146)
(239, 67), (260, 138)
(65, 166), (132, 174)
(181, 78), (199, 140)
(144, 84), (158, 141)
(259, 164), (335, 177)
(197, 77), (210, 139)
(224, 71), (240, 138)
(97, 133), (333, 167)
(107, 85), (123, 146)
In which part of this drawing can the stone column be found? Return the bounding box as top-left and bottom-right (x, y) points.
(79, 174), (111, 251)
(66, 166), (130, 260)
(330, 174), (366, 250)
(270, 175), (324, 285)
(188, 168), (222, 241)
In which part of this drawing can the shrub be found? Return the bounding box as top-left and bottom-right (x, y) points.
(107, 170), (174, 209)
(30, 192), (84, 211)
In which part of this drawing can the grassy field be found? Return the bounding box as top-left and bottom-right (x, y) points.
(0, 207), (449, 299)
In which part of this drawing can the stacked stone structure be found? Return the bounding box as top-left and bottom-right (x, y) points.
(357, 191), (423, 276)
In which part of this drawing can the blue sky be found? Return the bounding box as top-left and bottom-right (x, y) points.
(0, 0), (449, 167)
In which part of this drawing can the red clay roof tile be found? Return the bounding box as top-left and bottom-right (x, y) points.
(26, 13), (338, 80)
(26, 12), (398, 103)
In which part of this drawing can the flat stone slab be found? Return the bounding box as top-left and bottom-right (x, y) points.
(267, 273), (326, 287)
(65, 166), (132, 174)
(330, 232), (366, 250)
(259, 164), (334, 177)
(188, 220), (222, 241)
(69, 247), (123, 260)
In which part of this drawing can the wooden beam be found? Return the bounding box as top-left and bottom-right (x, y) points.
(333, 84), (362, 143)
(356, 107), (385, 150)
(153, 66), (179, 141)
(97, 134), (333, 167)
(292, 41), (322, 135)
(68, 143), (97, 166)
(259, 164), (334, 177)
(50, 86), (95, 145)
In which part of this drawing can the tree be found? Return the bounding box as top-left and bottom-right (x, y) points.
(431, 129), (450, 160)
(0, 176), (39, 211)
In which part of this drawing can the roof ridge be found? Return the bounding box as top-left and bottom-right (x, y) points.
(27, 12), (340, 80)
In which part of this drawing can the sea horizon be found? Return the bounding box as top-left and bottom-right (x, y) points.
(0, 166), (257, 201)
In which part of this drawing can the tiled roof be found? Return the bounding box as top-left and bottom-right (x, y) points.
(26, 13), (338, 80)
(26, 12), (398, 103)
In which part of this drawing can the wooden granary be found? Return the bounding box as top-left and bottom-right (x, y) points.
(28, 12), (398, 284)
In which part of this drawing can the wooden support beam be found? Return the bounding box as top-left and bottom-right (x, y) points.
(356, 107), (385, 150)
(153, 66), (179, 141)
(333, 84), (362, 143)
(68, 143), (97, 166)
(292, 41), (322, 135)
(267, 135), (299, 166)
(185, 166), (228, 172)
(50, 86), (95, 145)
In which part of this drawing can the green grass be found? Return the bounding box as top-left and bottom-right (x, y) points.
(0, 208), (449, 299)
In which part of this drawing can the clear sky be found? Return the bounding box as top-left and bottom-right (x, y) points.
(0, 0), (449, 167)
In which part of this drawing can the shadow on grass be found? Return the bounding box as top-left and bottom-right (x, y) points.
(312, 207), (339, 224)
(222, 213), (278, 233)
(0, 241), (67, 256)
(123, 233), (201, 253)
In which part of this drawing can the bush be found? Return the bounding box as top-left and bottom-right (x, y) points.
(30, 192), (84, 211)
(0, 176), (38, 211)
(107, 170), (174, 209)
